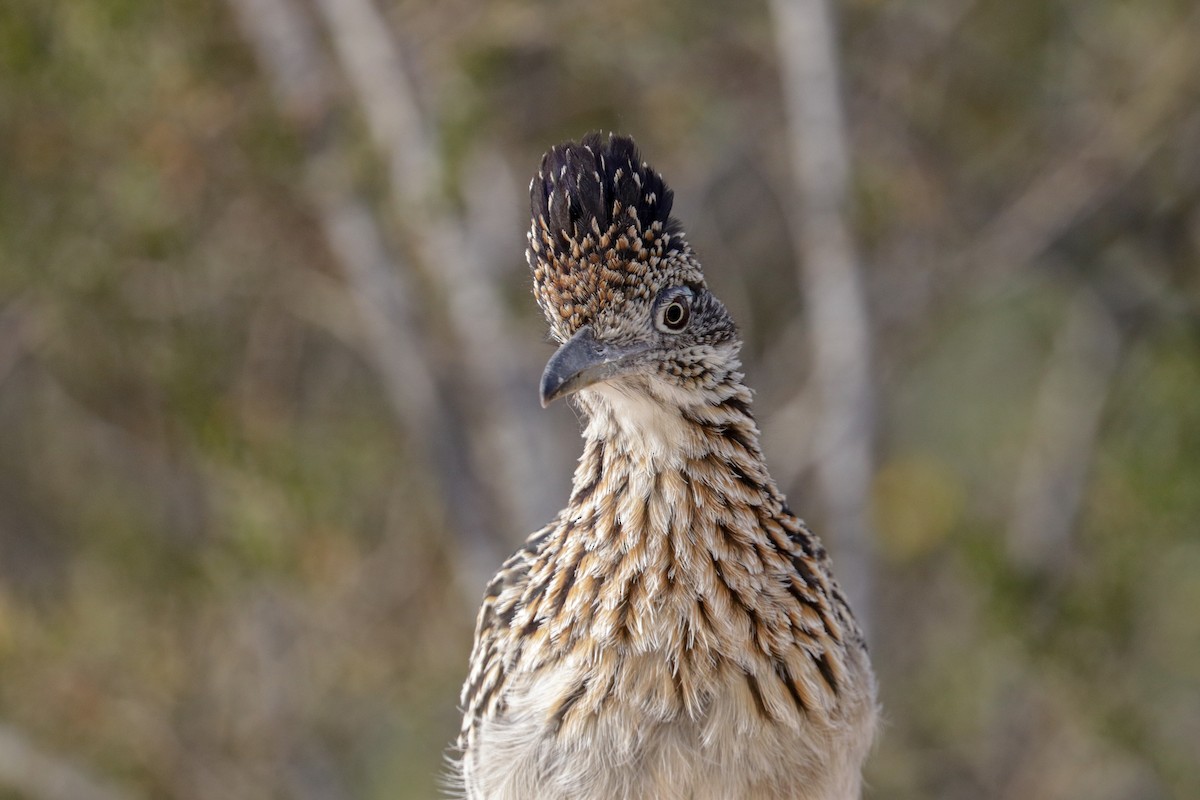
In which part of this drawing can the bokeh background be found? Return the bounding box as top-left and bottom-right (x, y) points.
(2, 0), (1199, 798)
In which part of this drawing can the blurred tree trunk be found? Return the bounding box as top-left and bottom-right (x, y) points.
(770, 0), (877, 635)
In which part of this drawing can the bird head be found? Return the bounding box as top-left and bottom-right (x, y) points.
(528, 133), (740, 409)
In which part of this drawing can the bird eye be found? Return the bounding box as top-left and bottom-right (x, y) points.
(658, 297), (690, 332)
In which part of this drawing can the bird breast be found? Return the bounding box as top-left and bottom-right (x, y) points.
(468, 651), (874, 800)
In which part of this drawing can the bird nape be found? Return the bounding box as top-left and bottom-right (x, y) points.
(455, 133), (877, 800)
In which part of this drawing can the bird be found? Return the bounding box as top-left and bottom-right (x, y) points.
(454, 133), (877, 800)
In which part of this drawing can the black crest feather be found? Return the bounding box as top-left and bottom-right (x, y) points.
(527, 133), (702, 341)
(531, 132), (682, 254)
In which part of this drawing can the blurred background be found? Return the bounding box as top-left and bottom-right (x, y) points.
(2, 0), (1199, 798)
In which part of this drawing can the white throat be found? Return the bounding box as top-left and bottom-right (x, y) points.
(579, 383), (699, 469)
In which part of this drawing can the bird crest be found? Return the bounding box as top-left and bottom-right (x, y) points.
(527, 133), (705, 343)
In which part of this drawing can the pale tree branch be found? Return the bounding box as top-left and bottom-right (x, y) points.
(760, 381), (820, 491)
(0, 294), (37, 388)
(225, 0), (438, 443)
(1007, 287), (1123, 574)
(963, 6), (1200, 286)
(770, 0), (876, 634)
(226, 0), (334, 124)
(0, 723), (135, 800)
(307, 0), (436, 196)
(860, 6), (1200, 343)
(225, 0), (504, 589)
(308, 0), (558, 533)
(306, 160), (442, 427)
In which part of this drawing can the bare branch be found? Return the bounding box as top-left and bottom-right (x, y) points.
(307, 0), (437, 196)
(965, 6), (1200, 285)
(225, 0), (505, 586)
(307, 0), (558, 531)
(0, 294), (37, 388)
(760, 381), (820, 490)
(1007, 287), (1123, 573)
(227, 0), (442, 445)
(224, 0), (334, 123)
(0, 723), (135, 800)
(770, 0), (876, 633)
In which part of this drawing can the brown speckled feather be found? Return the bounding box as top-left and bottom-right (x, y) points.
(455, 134), (877, 800)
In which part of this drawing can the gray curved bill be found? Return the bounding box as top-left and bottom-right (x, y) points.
(539, 326), (646, 407)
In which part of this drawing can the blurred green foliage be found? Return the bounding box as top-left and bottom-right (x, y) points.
(1, 0), (1198, 798)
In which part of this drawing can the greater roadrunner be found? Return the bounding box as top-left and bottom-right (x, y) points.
(456, 133), (877, 800)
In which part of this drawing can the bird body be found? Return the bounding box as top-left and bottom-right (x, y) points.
(456, 134), (877, 800)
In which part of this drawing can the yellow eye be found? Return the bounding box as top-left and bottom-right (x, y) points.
(661, 299), (690, 331)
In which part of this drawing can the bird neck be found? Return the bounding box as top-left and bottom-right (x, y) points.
(567, 374), (776, 523)
(540, 376), (808, 663)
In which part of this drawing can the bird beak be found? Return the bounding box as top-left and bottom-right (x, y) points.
(539, 325), (646, 407)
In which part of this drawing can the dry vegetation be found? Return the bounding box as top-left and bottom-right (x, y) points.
(1, 0), (1198, 798)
